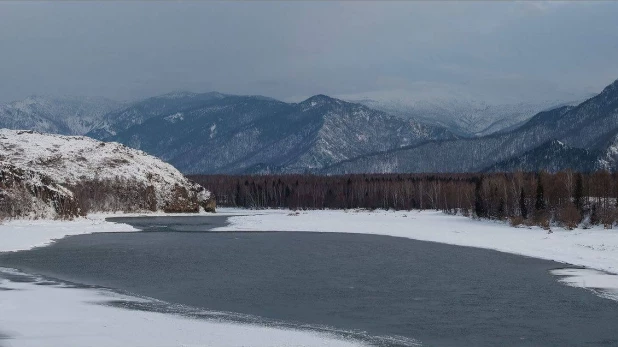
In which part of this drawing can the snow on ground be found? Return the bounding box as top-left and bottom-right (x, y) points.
(0, 269), (364, 347)
(214, 208), (618, 301)
(0, 217), (138, 253)
(550, 269), (618, 301)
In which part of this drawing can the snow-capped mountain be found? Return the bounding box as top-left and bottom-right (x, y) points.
(0, 129), (214, 218)
(0, 96), (123, 135)
(106, 94), (457, 174)
(323, 79), (618, 174)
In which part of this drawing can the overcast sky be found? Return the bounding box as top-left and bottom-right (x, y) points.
(1, 1), (618, 104)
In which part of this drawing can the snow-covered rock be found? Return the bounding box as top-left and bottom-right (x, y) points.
(0, 129), (214, 218)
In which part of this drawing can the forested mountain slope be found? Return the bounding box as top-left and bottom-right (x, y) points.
(108, 94), (457, 174)
(324, 79), (618, 174)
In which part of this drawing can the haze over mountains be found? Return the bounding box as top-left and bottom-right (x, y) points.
(326, 79), (618, 174)
(0, 96), (123, 136)
(1, 78), (617, 174)
(337, 83), (589, 137)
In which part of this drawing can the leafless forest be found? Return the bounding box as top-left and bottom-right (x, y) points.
(192, 171), (618, 229)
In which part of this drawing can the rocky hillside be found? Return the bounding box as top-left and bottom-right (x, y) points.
(105, 94), (457, 174)
(0, 96), (123, 136)
(0, 129), (214, 218)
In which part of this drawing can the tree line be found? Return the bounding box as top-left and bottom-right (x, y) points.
(191, 171), (618, 229)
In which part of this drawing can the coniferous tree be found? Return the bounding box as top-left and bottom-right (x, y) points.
(574, 173), (583, 212)
(535, 174), (546, 211)
(519, 187), (527, 219)
(474, 177), (485, 218)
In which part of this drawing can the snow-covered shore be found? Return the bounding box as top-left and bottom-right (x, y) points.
(0, 217), (137, 253)
(0, 268), (364, 347)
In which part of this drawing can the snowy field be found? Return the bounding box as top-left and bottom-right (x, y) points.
(2, 208), (618, 346)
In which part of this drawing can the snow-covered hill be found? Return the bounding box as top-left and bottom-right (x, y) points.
(0, 96), (123, 135)
(0, 129), (214, 218)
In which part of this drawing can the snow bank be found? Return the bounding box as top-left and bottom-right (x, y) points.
(0, 269), (364, 347)
(0, 216), (138, 253)
(215, 208), (618, 300)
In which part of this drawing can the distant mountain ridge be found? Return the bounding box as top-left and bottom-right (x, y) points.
(352, 95), (586, 137)
(86, 91), (228, 139)
(323, 79), (618, 174)
(1, 80), (615, 175)
(0, 95), (123, 135)
(103, 93), (458, 174)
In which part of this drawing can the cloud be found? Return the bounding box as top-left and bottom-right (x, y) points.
(0, 1), (616, 104)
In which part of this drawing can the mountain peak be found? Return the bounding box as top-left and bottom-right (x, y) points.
(300, 94), (343, 108)
(158, 90), (199, 99)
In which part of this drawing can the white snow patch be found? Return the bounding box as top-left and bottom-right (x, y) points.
(210, 123), (217, 138)
(163, 112), (184, 123)
(215, 208), (618, 301)
(550, 268), (618, 301)
(0, 216), (138, 253)
(0, 268), (365, 347)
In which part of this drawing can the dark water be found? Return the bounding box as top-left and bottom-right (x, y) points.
(1, 216), (618, 346)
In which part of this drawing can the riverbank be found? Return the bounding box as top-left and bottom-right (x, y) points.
(0, 268), (364, 347)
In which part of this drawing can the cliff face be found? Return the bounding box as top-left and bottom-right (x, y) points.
(0, 163), (78, 219)
(0, 129), (214, 218)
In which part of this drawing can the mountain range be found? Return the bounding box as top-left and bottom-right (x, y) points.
(0, 95), (123, 136)
(98, 94), (457, 173)
(1, 79), (617, 174)
(324, 79), (618, 174)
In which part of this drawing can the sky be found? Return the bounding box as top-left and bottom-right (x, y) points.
(1, 1), (618, 104)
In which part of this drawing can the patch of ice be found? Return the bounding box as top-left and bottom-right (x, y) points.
(550, 268), (618, 301)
